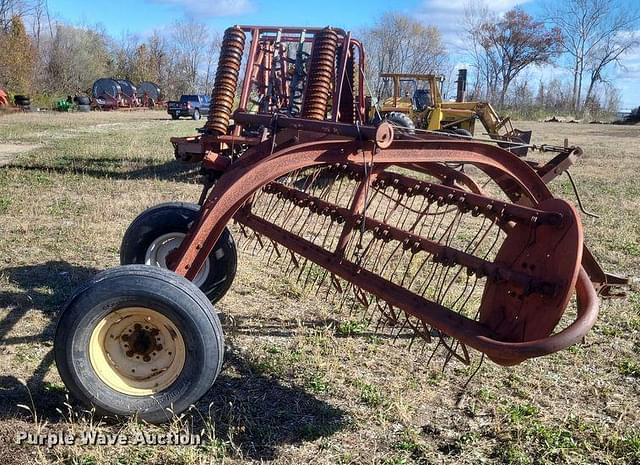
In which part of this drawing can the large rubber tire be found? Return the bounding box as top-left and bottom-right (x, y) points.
(77, 104), (91, 112)
(54, 265), (224, 423)
(385, 112), (415, 134)
(120, 202), (237, 304)
(171, 113), (179, 120)
(192, 109), (201, 120)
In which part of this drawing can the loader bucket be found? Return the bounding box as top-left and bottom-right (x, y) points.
(505, 129), (532, 157)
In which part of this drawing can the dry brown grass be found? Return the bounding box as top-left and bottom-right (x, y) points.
(0, 111), (638, 464)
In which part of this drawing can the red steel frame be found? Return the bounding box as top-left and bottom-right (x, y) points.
(165, 25), (601, 365)
(170, 130), (598, 365)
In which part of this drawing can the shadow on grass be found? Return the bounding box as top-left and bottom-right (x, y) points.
(6, 156), (200, 183)
(0, 261), (98, 413)
(196, 345), (347, 460)
(0, 261), (346, 460)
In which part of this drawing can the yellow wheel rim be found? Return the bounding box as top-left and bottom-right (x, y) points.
(89, 307), (186, 396)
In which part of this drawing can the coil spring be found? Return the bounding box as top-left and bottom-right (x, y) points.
(338, 44), (357, 124)
(205, 26), (245, 135)
(301, 27), (339, 120)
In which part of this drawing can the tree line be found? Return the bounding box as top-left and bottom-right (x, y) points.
(0, 0), (637, 117)
(0, 0), (221, 104)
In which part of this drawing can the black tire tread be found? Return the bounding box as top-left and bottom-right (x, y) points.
(55, 265), (223, 423)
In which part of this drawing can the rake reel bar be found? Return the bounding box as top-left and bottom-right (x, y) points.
(170, 124), (595, 366)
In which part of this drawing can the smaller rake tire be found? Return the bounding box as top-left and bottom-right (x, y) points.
(120, 202), (237, 304)
(192, 109), (201, 120)
(54, 265), (224, 423)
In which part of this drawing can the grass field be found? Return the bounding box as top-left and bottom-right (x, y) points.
(0, 110), (638, 464)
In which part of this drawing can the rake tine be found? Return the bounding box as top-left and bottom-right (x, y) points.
(313, 267), (330, 294)
(266, 238), (283, 264)
(287, 249), (300, 269)
(237, 222), (251, 238)
(337, 281), (355, 312)
(240, 230), (259, 252)
(426, 338), (443, 365)
(330, 274), (343, 294)
(301, 259), (317, 289)
(251, 231), (266, 256)
(391, 313), (410, 344)
(295, 257), (312, 284)
(373, 313), (387, 336)
(347, 292), (360, 316)
(354, 288), (370, 308)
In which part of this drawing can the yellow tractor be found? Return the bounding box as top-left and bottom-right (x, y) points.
(373, 70), (532, 156)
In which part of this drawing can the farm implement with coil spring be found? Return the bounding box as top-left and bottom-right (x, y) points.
(54, 25), (621, 423)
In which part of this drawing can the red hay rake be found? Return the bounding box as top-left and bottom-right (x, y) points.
(54, 26), (605, 422)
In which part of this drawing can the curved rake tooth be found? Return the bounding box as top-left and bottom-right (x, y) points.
(330, 274), (343, 294)
(286, 249), (300, 270)
(353, 288), (370, 308)
(313, 268), (330, 294)
(237, 222), (251, 238)
(240, 230), (259, 252)
(440, 337), (471, 367)
(391, 314), (411, 344)
(266, 239), (282, 264)
(295, 257), (312, 285)
(251, 231), (266, 255)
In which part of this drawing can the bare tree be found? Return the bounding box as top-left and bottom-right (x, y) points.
(464, 2), (501, 101)
(469, 8), (562, 107)
(202, 31), (221, 95)
(0, 0), (24, 31)
(171, 18), (207, 94)
(45, 24), (112, 93)
(546, 0), (639, 112)
(361, 13), (448, 97)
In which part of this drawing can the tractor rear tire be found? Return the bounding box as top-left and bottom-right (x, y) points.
(385, 112), (415, 134)
(77, 104), (91, 112)
(54, 265), (223, 423)
(120, 202), (237, 304)
(171, 113), (179, 120)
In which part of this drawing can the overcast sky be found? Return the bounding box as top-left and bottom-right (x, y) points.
(48, 0), (640, 109)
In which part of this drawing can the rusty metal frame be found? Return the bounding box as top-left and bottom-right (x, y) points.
(163, 24), (613, 366)
(167, 125), (598, 365)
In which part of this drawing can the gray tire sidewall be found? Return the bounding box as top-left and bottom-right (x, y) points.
(54, 266), (223, 423)
(193, 109), (200, 120)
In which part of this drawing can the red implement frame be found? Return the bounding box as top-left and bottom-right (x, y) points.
(166, 26), (602, 366)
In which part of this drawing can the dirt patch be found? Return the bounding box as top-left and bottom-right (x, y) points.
(0, 144), (39, 166)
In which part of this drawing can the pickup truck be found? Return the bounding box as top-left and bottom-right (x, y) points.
(167, 94), (210, 120)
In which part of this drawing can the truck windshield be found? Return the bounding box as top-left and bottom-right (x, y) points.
(180, 95), (199, 103)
